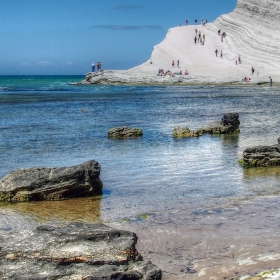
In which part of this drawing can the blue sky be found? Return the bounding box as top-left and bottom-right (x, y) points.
(0, 0), (237, 75)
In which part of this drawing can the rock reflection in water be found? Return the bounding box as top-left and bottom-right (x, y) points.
(2, 196), (102, 223)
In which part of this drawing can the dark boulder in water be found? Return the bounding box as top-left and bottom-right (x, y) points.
(108, 126), (143, 139)
(0, 222), (162, 279)
(172, 126), (200, 138)
(239, 142), (280, 168)
(172, 113), (240, 138)
(201, 113), (240, 134)
(0, 160), (103, 202)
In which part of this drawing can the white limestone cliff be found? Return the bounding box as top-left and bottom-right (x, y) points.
(82, 0), (280, 85)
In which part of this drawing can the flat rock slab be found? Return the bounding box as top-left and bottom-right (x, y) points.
(0, 160), (103, 202)
(108, 127), (143, 139)
(0, 222), (162, 280)
(239, 144), (280, 168)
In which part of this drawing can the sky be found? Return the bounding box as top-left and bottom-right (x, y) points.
(0, 0), (237, 75)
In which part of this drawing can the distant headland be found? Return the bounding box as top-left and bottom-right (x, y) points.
(80, 0), (280, 85)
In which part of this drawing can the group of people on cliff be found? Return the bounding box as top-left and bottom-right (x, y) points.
(194, 29), (206, 45)
(157, 69), (189, 77)
(91, 62), (102, 72)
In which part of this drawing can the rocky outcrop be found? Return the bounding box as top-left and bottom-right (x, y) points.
(0, 222), (162, 280)
(173, 113), (240, 138)
(108, 127), (143, 139)
(239, 143), (280, 168)
(172, 126), (200, 138)
(200, 113), (240, 134)
(0, 160), (103, 202)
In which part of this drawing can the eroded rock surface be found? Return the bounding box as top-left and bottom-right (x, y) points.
(0, 222), (162, 280)
(239, 144), (280, 168)
(108, 127), (143, 139)
(0, 160), (103, 202)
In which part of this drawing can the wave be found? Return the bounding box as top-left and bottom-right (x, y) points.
(0, 87), (72, 93)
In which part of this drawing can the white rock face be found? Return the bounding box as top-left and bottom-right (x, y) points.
(82, 0), (280, 85)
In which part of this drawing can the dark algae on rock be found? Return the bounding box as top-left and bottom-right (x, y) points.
(0, 160), (103, 202)
(0, 222), (162, 279)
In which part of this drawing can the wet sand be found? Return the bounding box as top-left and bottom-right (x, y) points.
(110, 195), (280, 279)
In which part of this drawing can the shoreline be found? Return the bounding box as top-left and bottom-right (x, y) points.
(77, 71), (275, 87)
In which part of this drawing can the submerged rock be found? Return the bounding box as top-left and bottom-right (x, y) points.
(0, 222), (162, 280)
(0, 160), (103, 202)
(172, 126), (200, 138)
(239, 144), (280, 168)
(108, 126), (143, 139)
(201, 113), (240, 134)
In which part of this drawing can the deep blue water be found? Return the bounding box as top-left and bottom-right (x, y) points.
(0, 75), (280, 222)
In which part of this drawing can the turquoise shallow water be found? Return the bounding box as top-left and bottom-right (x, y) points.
(0, 76), (280, 223)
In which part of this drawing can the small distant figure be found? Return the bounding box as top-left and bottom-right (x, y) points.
(97, 62), (102, 71)
(195, 28), (198, 35)
(186, 19), (188, 26)
(215, 49), (218, 57)
(257, 70), (259, 76)
(206, 19), (208, 23)
(195, 19), (197, 24)
(203, 34), (205, 41)
(91, 62), (95, 72)
(177, 60), (180, 67)
(218, 30), (221, 36)
(180, 23), (182, 27)
(220, 50), (223, 58)
(269, 76), (272, 86)
(172, 60), (175, 68)
(194, 36), (197, 44)
(238, 55), (242, 64)
(251, 66), (255, 75)
(236, 60), (237, 65)
(185, 70), (189, 75)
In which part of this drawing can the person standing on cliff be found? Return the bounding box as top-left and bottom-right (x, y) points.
(220, 50), (223, 58)
(269, 76), (272, 86)
(194, 36), (197, 44)
(215, 49), (218, 57)
(172, 60), (175, 68)
(177, 60), (180, 67)
(91, 62), (95, 72)
(186, 19), (188, 25)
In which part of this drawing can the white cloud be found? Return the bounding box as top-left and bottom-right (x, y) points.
(37, 61), (54, 66)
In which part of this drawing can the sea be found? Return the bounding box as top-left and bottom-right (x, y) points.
(0, 75), (280, 279)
